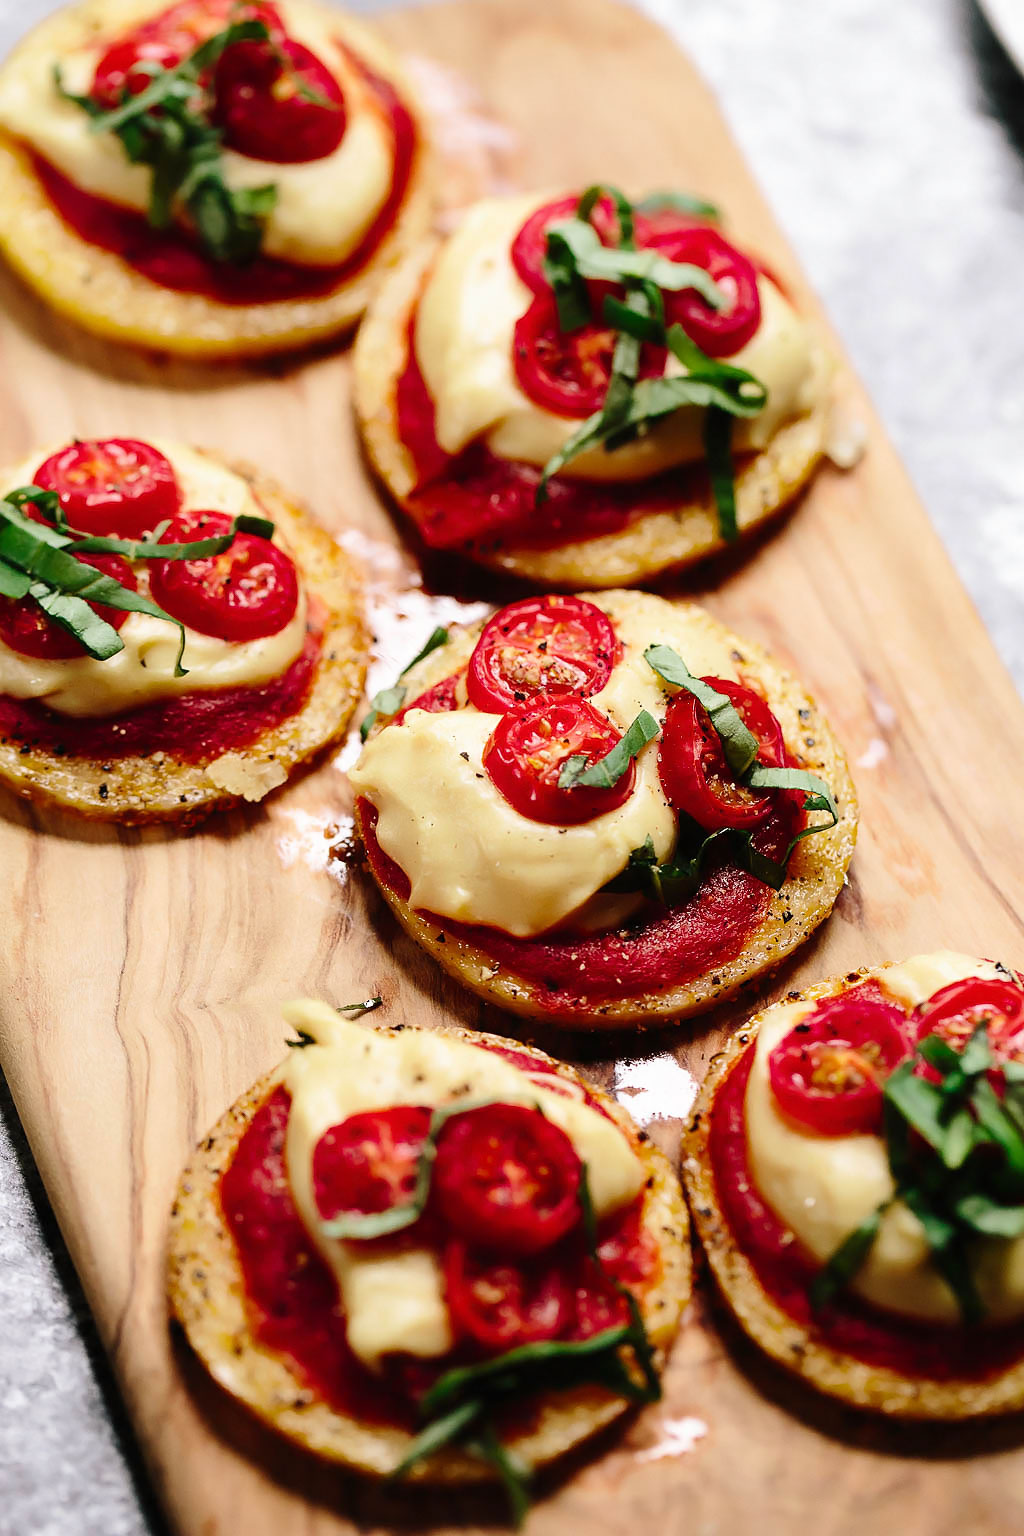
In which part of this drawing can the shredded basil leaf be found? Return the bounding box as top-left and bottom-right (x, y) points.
(400, 625), (448, 675)
(557, 708), (659, 791)
(705, 407), (738, 543)
(358, 628), (452, 740)
(56, 17), (277, 264)
(388, 1400), (483, 1481)
(644, 644), (758, 775)
(467, 1424), (533, 1528)
(545, 218), (726, 309)
(635, 189), (720, 221)
(71, 511), (274, 559)
(809, 1204), (888, 1311)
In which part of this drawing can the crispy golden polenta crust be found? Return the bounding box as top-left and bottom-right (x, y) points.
(0, 453), (368, 823)
(0, 0), (435, 359)
(682, 967), (1024, 1418)
(167, 1018), (690, 1480)
(352, 237), (834, 589)
(354, 593), (857, 1028)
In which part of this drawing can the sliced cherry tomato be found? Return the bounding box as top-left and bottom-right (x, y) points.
(467, 595), (619, 714)
(566, 1256), (630, 1340)
(914, 977), (1024, 1062)
(443, 1240), (570, 1351)
(513, 294), (665, 419)
(213, 38), (346, 164)
(595, 1197), (656, 1286)
(148, 509), (299, 642)
(391, 671), (462, 726)
(92, 35), (184, 106)
(768, 984), (910, 1136)
(33, 438), (182, 540)
(652, 226), (761, 358)
(632, 206), (711, 249)
(484, 693), (636, 826)
(510, 193), (620, 295)
(657, 677), (785, 831)
(0, 552), (136, 660)
(91, 0), (284, 106)
(433, 1103), (582, 1255)
(312, 1105), (432, 1222)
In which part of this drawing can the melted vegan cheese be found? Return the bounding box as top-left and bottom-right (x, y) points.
(282, 1000), (645, 1369)
(0, 0), (400, 267)
(349, 590), (744, 937)
(745, 951), (1024, 1326)
(0, 441), (307, 717)
(415, 194), (831, 482)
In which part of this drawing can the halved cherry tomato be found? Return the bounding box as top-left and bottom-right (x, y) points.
(768, 984), (910, 1136)
(33, 439), (182, 540)
(443, 1240), (570, 1351)
(657, 677), (785, 831)
(0, 552), (136, 660)
(513, 295), (665, 419)
(566, 1256), (630, 1340)
(467, 595), (619, 714)
(391, 671), (462, 726)
(914, 977), (1024, 1062)
(652, 226), (761, 358)
(433, 1103), (581, 1255)
(510, 193), (620, 295)
(213, 38), (346, 164)
(484, 693), (636, 826)
(312, 1105), (431, 1222)
(148, 509), (299, 642)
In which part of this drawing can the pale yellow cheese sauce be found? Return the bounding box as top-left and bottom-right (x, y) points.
(0, 441), (307, 717)
(283, 1000), (644, 1369)
(415, 193), (831, 482)
(745, 950), (1024, 1325)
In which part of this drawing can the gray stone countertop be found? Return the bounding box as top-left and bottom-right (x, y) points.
(2, 0), (1024, 1530)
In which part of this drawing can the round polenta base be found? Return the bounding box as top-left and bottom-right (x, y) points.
(168, 1019), (690, 1482)
(353, 239), (834, 590)
(355, 594), (858, 1029)
(682, 968), (1024, 1418)
(0, 455), (368, 825)
(0, 0), (435, 359)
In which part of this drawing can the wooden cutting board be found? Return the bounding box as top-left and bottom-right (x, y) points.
(2, 0), (1024, 1532)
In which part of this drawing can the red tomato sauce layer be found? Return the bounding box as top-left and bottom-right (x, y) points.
(219, 1086), (414, 1426)
(31, 47), (415, 305)
(0, 629), (319, 762)
(395, 314), (707, 552)
(710, 1047), (1024, 1380)
(358, 798), (770, 1013)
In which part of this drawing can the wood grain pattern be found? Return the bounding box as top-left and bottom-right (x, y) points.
(1, 0), (1024, 1532)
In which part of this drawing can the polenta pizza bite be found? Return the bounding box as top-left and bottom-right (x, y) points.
(354, 183), (836, 587)
(349, 589), (856, 1027)
(0, 0), (432, 356)
(168, 1001), (688, 1513)
(683, 952), (1024, 1417)
(0, 436), (366, 821)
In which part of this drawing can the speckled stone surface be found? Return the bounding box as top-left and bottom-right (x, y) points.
(1, 0), (1022, 1531)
